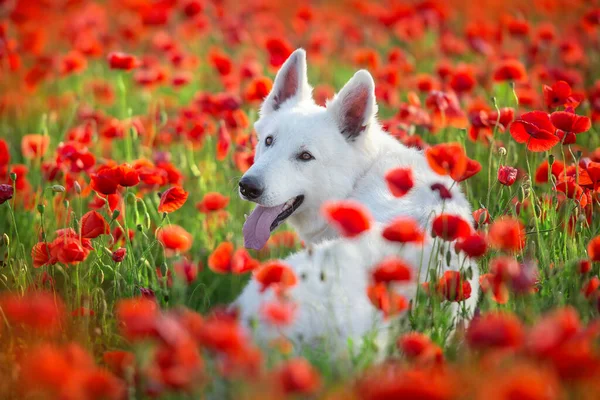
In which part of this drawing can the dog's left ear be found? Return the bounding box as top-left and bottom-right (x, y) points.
(327, 70), (378, 141)
(261, 48), (311, 116)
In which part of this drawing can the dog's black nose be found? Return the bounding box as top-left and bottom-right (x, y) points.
(239, 176), (263, 200)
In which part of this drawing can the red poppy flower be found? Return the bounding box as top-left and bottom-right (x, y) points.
(492, 59), (527, 82)
(371, 257), (413, 284)
(103, 350), (135, 379)
(589, 236), (600, 262)
(274, 358), (320, 395)
(80, 211), (109, 239)
(51, 236), (88, 265)
(107, 52), (140, 70)
(112, 248), (127, 263)
(555, 180), (587, 207)
(534, 160), (564, 183)
(118, 164), (140, 187)
(397, 332), (443, 364)
(208, 48), (233, 76)
(582, 277), (600, 299)
(449, 65), (476, 94)
(0, 183), (13, 204)
(231, 248), (259, 274)
(509, 111), (559, 152)
(472, 208), (491, 229)
(216, 121), (231, 161)
(488, 217), (526, 252)
(115, 297), (158, 341)
(261, 300), (297, 327)
(425, 143), (467, 181)
(431, 214), (472, 241)
(466, 312), (524, 350)
(382, 217), (425, 244)
(196, 192), (229, 213)
(455, 233), (487, 258)
(31, 242), (52, 268)
(498, 165), (518, 186)
(0, 139), (10, 167)
(436, 271), (471, 302)
(21, 134), (50, 159)
(322, 200), (372, 238)
(430, 183), (453, 199)
(367, 283), (409, 318)
(0, 291), (65, 334)
(207, 242), (234, 274)
(244, 76), (273, 103)
(173, 258), (200, 284)
(455, 157), (482, 182)
(543, 81), (581, 109)
(90, 166), (122, 195)
(253, 261), (297, 293)
(385, 167), (414, 197)
(578, 259), (592, 274)
(158, 186), (189, 213)
(156, 225), (193, 253)
(265, 37), (293, 68)
(550, 110), (591, 144)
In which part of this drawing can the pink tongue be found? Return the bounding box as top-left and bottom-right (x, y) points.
(243, 204), (286, 250)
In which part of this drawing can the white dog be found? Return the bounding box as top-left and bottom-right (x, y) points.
(234, 49), (479, 353)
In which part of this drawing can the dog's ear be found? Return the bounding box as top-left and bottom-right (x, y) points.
(327, 70), (377, 141)
(261, 48), (311, 116)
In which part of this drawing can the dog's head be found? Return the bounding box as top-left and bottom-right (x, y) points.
(241, 49), (379, 249)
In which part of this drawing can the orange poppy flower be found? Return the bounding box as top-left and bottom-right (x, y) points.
(588, 236), (600, 262)
(157, 225), (193, 253)
(492, 59), (527, 82)
(231, 248), (260, 274)
(253, 261), (297, 293)
(367, 283), (409, 318)
(207, 241), (234, 274)
(436, 271), (471, 302)
(158, 186), (189, 213)
(371, 257), (413, 284)
(216, 121), (231, 161)
(425, 143), (467, 181)
(0, 291), (65, 334)
(115, 297), (159, 341)
(261, 300), (297, 327)
(455, 233), (487, 258)
(196, 192), (229, 213)
(488, 217), (526, 252)
(322, 200), (372, 238)
(21, 134), (50, 159)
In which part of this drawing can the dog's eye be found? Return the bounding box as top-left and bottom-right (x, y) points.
(265, 136), (273, 146)
(298, 151), (314, 161)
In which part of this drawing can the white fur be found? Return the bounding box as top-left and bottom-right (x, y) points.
(234, 49), (479, 354)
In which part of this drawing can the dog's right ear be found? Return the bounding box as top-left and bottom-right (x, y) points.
(260, 48), (311, 116)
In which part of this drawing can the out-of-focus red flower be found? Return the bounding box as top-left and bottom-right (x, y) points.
(466, 311), (524, 350)
(382, 217), (425, 244)
(431, 214), (472, 241)
(111, 248), (127, 263)
(231, 248), (259, 274)
(0, 139), (10, 167)
(107, 52), (140, 70)
(174, 258), (200, 284)
(488, 217), (526, 253)
(0, 291), (65, 334)
(436, 271), (471, 302)
(274, 358), (320, 395)
(589, 236), (600, 262)
(261, 300), (297, 327)
(115, 297), (158, 341)
(322, 200), (372, 238)
(253, 261), (297, 293)
(216, 121), (231, 161)
(158, 186), (189, 213)
(425, 143), (467, 181)
(455, 233), (487, 258)
(385, 167), (414, 197)
(367, 283), (409, 318)
(244, 76), (273, 102)
(0, 183), (13, 204)
(498, 165), (518, 186)
(103, 350), (135, 379)
(492, 59), (527, 82)
(208, 241), (234, 274)
(21, 134), (49, 159)
(196, 192), (229, 213)
(550, 110), (591, 144)
(157, 225), (193, 253)
(578, 259), (592, 274)
(535, 160), (564, 184)
(208, 48), (233, 76)
(472, 208), (491, 229)
(371, 257), (413, 284)
(80, 210), (109, 239)
(455, 158), (482, 182)
(265, 37), (293, 68)
(397, 332), (443, 365)
(509, 111), (559, 152)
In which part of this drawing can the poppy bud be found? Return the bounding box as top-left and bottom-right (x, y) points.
(37, 204), (45, 214)
(126, 191), (136, 205)
(498, 147), (507, 156)
(548, 154), (555, 166)
(0, 233), (8, 246)
(51, 185), (66, 193)
(74, 181), (82, 194)
(9, 172), (16, 182)
(111, 210), (120, 220)
(498, 165), (518, 186)
(112, 248), (127, 263)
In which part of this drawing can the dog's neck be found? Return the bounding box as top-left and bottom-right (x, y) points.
(288, 125), (384, 245)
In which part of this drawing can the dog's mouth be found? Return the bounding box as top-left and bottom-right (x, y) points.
(242, 195), (304, 250)
(270, 195), (304, 231)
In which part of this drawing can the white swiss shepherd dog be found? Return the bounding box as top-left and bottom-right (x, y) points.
(234, 48), (479, 354)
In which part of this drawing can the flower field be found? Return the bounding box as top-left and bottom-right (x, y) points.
(2, 0), (600, 398)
